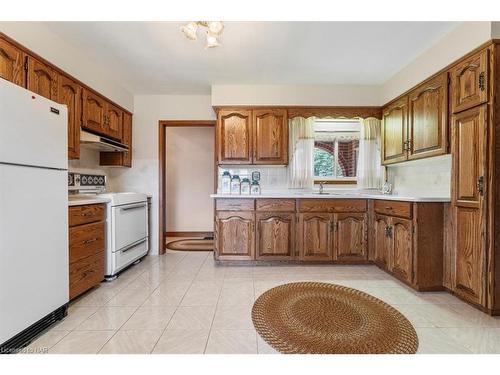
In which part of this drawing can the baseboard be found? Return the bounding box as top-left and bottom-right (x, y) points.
(165, 231), (214, 238)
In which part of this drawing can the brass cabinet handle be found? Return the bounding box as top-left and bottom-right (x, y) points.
(81, 212), (92, 217)
(477, 176), (485, 195)
(82, 238), (97, 245)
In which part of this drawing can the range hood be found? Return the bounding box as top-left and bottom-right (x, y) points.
(80, 130), (129, 152)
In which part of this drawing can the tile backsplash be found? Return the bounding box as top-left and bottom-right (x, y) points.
(217, 165), (288, 192)
(386, 154), (451, 197)
(68, 148), (118, 191)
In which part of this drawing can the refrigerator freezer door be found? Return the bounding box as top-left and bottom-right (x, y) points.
(0, 164), (69, 344)
(0, 79), (67, 170)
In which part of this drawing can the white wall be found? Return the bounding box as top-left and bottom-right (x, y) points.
(380, 22), (493, 104)
(211, 84), (381, 106)
(165, 127), (214, 232)
(0, 22), (133, 111)
(108, 95), (215, 254)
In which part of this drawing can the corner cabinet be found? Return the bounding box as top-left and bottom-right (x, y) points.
(407, 72), (448, 160)
(216, 107), (288, 165)
(381, 97), (408, 165)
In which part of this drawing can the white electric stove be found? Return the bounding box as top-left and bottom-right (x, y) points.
(68, 173), (149, 279)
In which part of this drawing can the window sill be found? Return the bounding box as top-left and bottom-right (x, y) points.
(314, 180), (357, 185)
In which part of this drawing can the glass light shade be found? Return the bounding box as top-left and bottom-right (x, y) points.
(205, 31), (220, 48)
(207, 21), (224, 35)
(180, 22), (198, 40)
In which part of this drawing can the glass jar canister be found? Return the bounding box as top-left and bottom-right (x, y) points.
(230, 175), (241, 195)
(240, 178), (251, 195)
(250, 180), (261, 195)
(221, 171), (231, 194)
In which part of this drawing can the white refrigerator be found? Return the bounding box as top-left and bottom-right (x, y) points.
(0, 79), (69, 351)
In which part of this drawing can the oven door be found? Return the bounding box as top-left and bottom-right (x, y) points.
(112, 202), (148, 252)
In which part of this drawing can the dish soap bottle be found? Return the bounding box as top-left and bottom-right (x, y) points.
(230, 175), (241, 195)
(250, 180), (261, 195)
(240, 178), (251, 195)
(221, 171), (231, 194)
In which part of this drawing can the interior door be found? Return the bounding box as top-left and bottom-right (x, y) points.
(253, 109), (288, 165)
(382, 96), (409, 165)
(255, 212), (294, 260)
(299, 213), (333, 261)
(451, 104), (487, 305)
(333, 213), (367, 262)
(408, 72), (448, 160)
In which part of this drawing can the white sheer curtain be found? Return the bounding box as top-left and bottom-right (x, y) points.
(288, 117), (315, 189)
(357, 117), (383, 189)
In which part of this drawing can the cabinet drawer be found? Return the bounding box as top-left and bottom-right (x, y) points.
(69, 204), (106, 227)
(256, 199), (295, 212)
(298, 199), (367, 213)
(374, 200), (412, 219)
(69, 252), (104, 300)
(69, 221), (105, 264)
(216, 199), (254, 211)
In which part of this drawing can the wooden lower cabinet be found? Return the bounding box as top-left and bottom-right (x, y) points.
(390, 218), (413, 284)
(256, 212), (295, 260)
(374, 214), (391, 268)
(68, 204), (105, 300)
(215, 211), (255, 260)
(298, 213), (333, 261)
(333, 213), (367, 262)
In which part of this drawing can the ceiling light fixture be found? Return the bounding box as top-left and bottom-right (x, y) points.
(180, 21), (224, 49)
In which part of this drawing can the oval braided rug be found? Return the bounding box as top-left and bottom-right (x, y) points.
(166, 239), (213, 251)
(252, 282), (418, 354)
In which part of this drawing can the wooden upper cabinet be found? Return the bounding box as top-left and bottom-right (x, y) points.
(82, 89), (106, 135)
(390, 218), (413, 284)
(373, 214), (391, 269)
(382, 96), (408, 165)
(253, 109), (288, 165)
(408, 72), (448, 160)
(299, 213), (333, 261)
(451, 48), (489, 114)
(58, 75), (82, 160)
(451, 105), (487, 306)
(105, 102), (123, 140)
(100, 112), (132, 167)
(27, 56), (58, 100)
(215, 211), (255, 260)
(0, 37), (25, 87)
(217, 109), (252, 164)
(333, 213), (367, 262)
(255, 212), (295, 260)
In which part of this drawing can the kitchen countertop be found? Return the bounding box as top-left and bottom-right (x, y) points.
(210, 190), (450, 203)
(68, 196), (111, 206)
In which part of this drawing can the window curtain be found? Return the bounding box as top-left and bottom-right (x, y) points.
(357, 117), (383, 189)
(288, 117), (315, 189)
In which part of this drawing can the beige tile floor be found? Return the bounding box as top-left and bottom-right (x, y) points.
(24, 250), (500, 354)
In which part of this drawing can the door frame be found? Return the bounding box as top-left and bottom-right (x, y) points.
(158, 120), (216, 254)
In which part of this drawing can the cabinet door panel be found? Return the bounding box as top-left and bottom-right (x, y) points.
(106, 102), (123, 140)
(374, 214), (390, 269)
(451, 105), (487, 305)
(382, 96), (408, 165)
(0, 37), (25, 86)
(299, 213), (332, 261)
(256, 212), (294, 260)
(334, 213), (367, 262)
(217, 110), (252, 164)
(215, 211), (254, 260)
(391, 218), (413, 284)
(408, 72), (448, 160)
(82, 89), (106, 135)
(58, 75), (81, 160)
(27, 56), (58, 100)
(451, 49), (488, 114)
(253, 109), (288, 165)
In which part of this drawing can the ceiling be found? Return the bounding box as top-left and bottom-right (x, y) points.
(44, 22), (459, 95)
